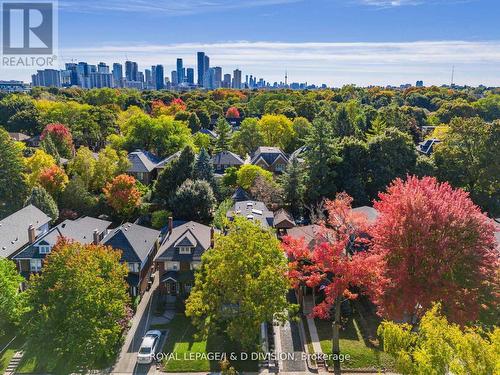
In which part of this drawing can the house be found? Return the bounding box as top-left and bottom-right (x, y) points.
(352, 206), (379, 225)
(8, 132), (31, 142)
(102, 223), (161, 297)
(197, 128), (218, 139)
(155, 218), (215, 296)
(212, 151), (245, 173)
(417, 139), (441, 155)
(251, 147), (289, 173)
(226, 200), (274, 228)
(289, 145), (308, 164)
(127, 150), (181, 184)
(286, 224), (323, 248)
(0, 205), (51, 259)
(13, 216), (111, 278)
(273, 209), (296, 236)
(231, 187), (251, 202)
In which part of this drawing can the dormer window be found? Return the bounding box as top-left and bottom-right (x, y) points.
(179, 246), (192, 254)
(39, 245), (51, 254)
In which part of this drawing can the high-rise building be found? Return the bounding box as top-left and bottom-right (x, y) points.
(204, 55), (210, 73)
(97, 62), (109, 74)
(138, 71), (144, 83)
(125, 61), (138, 81)
(155, 65), (165, 90)
(171, 70), (178, 86)
(232, 69), (242, 89)
(32, 69), (61, 87)
(186, 68), (194, 85)
(112, 63), (123, 87)
(416, 80), (424, 87)
(214, 67), (222, 88)
(64, 63), (78, 86)
(89, 72), (113, 88)
(197, 52), (205, 86)
(176, 58), (184, 84)
(222, 74), (231, 88)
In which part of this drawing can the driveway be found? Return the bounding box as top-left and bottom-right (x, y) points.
(112, 273), (159, 375)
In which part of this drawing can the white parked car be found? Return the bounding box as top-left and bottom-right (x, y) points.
(137, 330), (162, 364)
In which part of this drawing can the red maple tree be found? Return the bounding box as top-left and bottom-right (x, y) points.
(283, 193), (385, 374)
(103, 174), (142, 219)
(370, 176), (499, 325)
(39, 164), (69, 198)
(41, 123), (74, 157)
(225, 106), (240, 119)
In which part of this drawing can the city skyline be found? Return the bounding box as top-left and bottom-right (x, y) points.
(1, 0), (500, 86)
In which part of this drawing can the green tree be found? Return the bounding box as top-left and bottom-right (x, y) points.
(280, 158), (305, 218)
(194, 148), (215, 185)
(433, 117), (500, 216)
(170, 179), (216, 222)
(154, 146), (195, 207)
(236, 164), (273, 191)
(188, 112), (201, 133)
(0, 128), (28, 217)
(0, 258), (26, 326)
(92, 146), (130, 191)
(213, 199), (233, 230)
(378, 304), (499, 375)
(214, 117), (232, 153)
(151, 210), (171, 230)
(231, 118), (264, 157)
(304, 118), (340, 203)
(258, 114), (295, 151)
(59, 177), (98, 217)
(366, 127), (417, 199)
(23, 240), (130, 373)
(67, 147), (96, 189)
(186, 217), (292, 350)
(24, 186), (59, 223)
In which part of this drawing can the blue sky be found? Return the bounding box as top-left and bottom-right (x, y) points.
(4, 0), (500, 86)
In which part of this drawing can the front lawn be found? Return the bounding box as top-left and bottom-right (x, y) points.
(315, 316), (394, 370)
(162, 314), (258, 373)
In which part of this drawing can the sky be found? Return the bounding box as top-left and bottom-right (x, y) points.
(2, 0), (500, 86)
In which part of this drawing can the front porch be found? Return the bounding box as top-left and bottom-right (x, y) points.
(159, 270), (194, 297)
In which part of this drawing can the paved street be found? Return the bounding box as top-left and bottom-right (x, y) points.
(112, 273), (159, 375)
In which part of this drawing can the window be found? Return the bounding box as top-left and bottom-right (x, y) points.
(39, 245), (50, 254)
(179, 246), (192, 254)
(30, 259), (42, 272)
(184, 282), (192, 293)
(128, 263), (139, 273)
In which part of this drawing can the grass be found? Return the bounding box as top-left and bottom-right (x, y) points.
(162, 314), (258, 373)
(0, 325), (24, 374)
(315, 316), (394, 370)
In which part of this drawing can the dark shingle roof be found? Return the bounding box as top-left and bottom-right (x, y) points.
(156, 221), (213, 262)
(102, 223), (160, 264)
(227, 200), (274, 228)
(0, 205), (51, 258)
(13, 216), (111, 260)
(231, 187), (251, 202)
(155, 151), (181, 169)
(251, 147), (288, 166)
(198, 128), (218, 139)
(273, 209), (296, 229)
(212, 151), (244, 167)
(127, 150), (161, 173)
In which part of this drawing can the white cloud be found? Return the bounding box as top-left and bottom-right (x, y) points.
(60, 0), (304, 14)
(4, 40), (499, 86)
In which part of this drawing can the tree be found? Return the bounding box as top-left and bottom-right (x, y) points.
(59, 177), (98, 217)
(214, 117), (232, 153)
(280, 158), (306, 218)
(188, 112), (201, 133)
(236, 164), (273, 191)
(40, 123), (74, 158)
(0, 258), (26, 326)
(249, 174), (283, 209)
(170, 179), (216, 222)
(290, 117), (312, 150)
(24, 186), (59, 223)
(332, 106), (357, 138)
(0, 128), (28, 217)
(92, 146), (130, 191)
(366, 127), (417, 199)
(378, 304), (499, 375)
(154, 146), (195, 206)
(38, 164), (69, 200)
(283, 193), (385, 374)
(304, 118), (340, 204)
(213, 199), (233, 230)
(67, 147), (96, 189)
(23, 239), (130, 373)
(225, 106), (240, 118)
(433, 117), (499, 216)
(231, 118), (264, 157)
(186, 217), (292, 350)
(370, 176), (499, 325)
(151, 210), (171, 230)
(103, 174), (142, 219)
(194, 148), (215, 185)
(25, 149), (56, 189)
(0, 94), (40, 134)
(257, 114), (295, 151)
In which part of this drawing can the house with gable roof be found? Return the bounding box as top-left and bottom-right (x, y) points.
(155, 218), (215, 296)
(127, 149), (181, 184)
(250, 146), (289, 173)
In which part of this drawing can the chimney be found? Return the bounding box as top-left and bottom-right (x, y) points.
(210, 227), (215, 248)
(168, 217), (173, 235)
(93, 229), (99, 245)
(28, 224), (36, 244)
